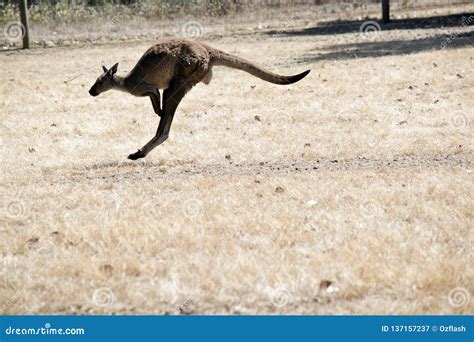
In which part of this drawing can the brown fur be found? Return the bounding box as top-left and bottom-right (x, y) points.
(89, 38), (310, 160)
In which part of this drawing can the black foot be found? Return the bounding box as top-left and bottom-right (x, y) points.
(128, 150), (145, 160)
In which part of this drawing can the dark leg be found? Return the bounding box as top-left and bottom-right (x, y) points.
(136, 83), (162, 116)
(128, 78), (190, 160)
(148, 92), (162, 117)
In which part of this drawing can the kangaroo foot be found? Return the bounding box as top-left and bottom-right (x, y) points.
(128, 150), (145, 160)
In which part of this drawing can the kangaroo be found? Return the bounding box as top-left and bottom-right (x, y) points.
(89, 38), (310, 160)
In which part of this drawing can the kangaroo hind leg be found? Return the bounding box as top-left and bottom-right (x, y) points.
(148, 91), (162, 117)
(128, 78), (191, 160)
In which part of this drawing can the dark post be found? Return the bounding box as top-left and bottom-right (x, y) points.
(19, 0), (30, 49)
(382, 0), (390, 23)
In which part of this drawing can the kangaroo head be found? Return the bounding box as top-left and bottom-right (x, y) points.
(89, 63), (119, 97)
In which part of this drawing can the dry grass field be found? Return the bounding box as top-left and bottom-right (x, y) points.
(1, 4), (473, 315)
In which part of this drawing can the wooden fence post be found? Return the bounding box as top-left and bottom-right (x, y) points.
(382, 0), (390, 23)
(19, 0), (30, 49)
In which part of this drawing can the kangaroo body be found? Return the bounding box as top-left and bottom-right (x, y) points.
(124, 39), (211, 93)
(89, 38), (310, 160)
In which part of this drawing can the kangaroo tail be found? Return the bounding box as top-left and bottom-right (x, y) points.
(209, 49), (310, 85)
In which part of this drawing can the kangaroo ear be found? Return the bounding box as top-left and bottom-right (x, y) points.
(102, 64), (108, 73)
(109, 63), (119, 75)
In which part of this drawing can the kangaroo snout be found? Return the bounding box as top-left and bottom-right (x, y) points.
(89, 86), (98, 97)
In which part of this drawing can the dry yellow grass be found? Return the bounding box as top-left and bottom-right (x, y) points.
(1, 6), (473, 314)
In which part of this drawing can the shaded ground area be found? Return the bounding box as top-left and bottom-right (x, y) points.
(297, 31), (474, 62)
(267, 13), (474, 37)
